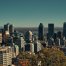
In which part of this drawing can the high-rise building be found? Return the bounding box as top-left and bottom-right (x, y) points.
(4, 23), (10, 33)
(38, 23), (44, 40)
(4, 23), (10, 44)
(48, 37), (54, 46)
(20, 35), (25, 51)
(4, 23), (14, 36)
(4, 31), (10, 45)
(0, 46), (12, 66)
(63, 22), (66, 38)
(25, 31), (33, 43)
(55, 38), (64, 46)
(0, 33), (2, 45)
(25, 43), (34, 53)
(25, 44), (30, 51)
(9, 24), (14, 36)
(14, 45), (19, 56)
(53, 33), (57, 41)
(3, 23), (14, 45)
(34, 41), (41, 53)
(7, 36), (13, 46)
(57, 31), (62, 39)
(48, 23), (54, 38)
(55, 38), (60, 46)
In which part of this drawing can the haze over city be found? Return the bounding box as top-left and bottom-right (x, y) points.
(0, 0), (66, 27)
(1, 0), (66, 66)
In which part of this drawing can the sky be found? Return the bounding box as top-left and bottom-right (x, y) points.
(0, 0), (66, 27)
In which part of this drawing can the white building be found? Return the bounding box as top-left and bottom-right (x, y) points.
(25, 31), (33, 43)
(34, 41), (41, 53)
(0, 46), (13, 66)
(14, 45), (19, 56)
(20, 36), (25, 51)
(25, 43), (34, 53)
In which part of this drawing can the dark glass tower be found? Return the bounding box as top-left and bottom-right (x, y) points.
(48, 23), (54, 38)
(63, 22), (66, 38)
(25, 31), (33, 43)
(38, 23), (44, 40)
(9, 24), (14, 36)
(4, 23), (10, 32)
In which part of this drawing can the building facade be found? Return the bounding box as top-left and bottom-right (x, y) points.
(38, 23), (44, 40)
(0, 46), (12, 66)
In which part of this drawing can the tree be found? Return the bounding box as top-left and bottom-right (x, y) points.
(38, 48), (66, 66)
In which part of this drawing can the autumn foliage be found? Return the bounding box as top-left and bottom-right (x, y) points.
(18, 47), (66, 66)
(38, 47), (66, 66)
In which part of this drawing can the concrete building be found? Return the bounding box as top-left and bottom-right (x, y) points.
(0, 33), (2, 45)
(25, 43), (34, 53)
(14, 45), (19, 56)
(48, 37), (54, 46)
(7, 36), (13, 46)
(0, 46), (13, 66)
(20, 35), (25, 51)
(55, 38), (64, 47)
(4, 23), (10, 33)
(25, 31), (33, 43)
(34, 41), (41, 53)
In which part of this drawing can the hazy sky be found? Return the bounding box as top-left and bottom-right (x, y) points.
(0, 0), (66, 27)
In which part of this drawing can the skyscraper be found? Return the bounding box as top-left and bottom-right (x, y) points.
(0, 46), (12, 66)
(34, 41), (41, 53)
(4, 23), (14, 36)
(38, 23), (44, 40)
(57, 31), (62, 39)
(48, 23), (54, 38)
(25, 31), (33, 43)
(9, 24), (14, 36)
(25, 43), (34, 53)
(0, 33), (2, 45)
(4, 23), (10, 33)
(63, 22), (66, 38)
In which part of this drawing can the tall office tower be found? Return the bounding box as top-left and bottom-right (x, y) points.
(4, 23), (10, 41)
(48, 23), (54, 38)
(55, 38), (60, 46)
(20, 35), (25, 51)
(48, 37), (54, 46)
(38, 23), (44, 40)
(3, 23), (14, 45)
(55, 38), (64, 46)
(4, 31), (10, 45)
(4, 23), (10, 33)
(25, 43), (34, 53)
(63, 22), (66, 38)
(9, 24), (14, 36)
(25, 31), (33, 43)
(14, 45), (19, 56)
(7, 36), (13, 46)
(0, 29), (3, 46)
(0, 46), (12, 66)
(57, 31), (62, 39)
(34, 41), (41, 53)
(0, 33), (2, 46)
(53, 33), (57, 41)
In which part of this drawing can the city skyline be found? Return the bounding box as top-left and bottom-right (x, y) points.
(0, 0), (66, 27)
